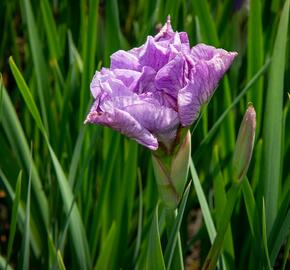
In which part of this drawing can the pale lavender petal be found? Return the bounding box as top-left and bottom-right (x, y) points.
(90, 68), (112, 99)
(112, 69), (141, 89)
(155, 54), (186, 97)
(178, 45), (237, 126)
(177, 81), (200, 126)
(110, 50), (141, 71)
(139, 36), (169, 71)
(130, 66), (156, 94)
(99, 78), (132, 97)
(85, 105), (158, 150)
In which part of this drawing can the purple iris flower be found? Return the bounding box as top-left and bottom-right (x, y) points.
(85, 17), (237, 151)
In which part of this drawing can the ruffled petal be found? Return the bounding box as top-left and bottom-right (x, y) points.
(110, 50), (141, 71)
(85, 104), (158, 150)
(139, 36), (169, 71)
(177, 81), (201, 126)
(178, 45), (237, 126)
(155, 54), (186, 97)
(90, 68), (112, 99)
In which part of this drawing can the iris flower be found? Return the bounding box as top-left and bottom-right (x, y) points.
(85, 17), (237, 153)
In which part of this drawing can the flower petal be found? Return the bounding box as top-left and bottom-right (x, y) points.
(178, 45), (237, 126)
(110, 50), (141, 71)
(85, 104), (158, 150)
(155, 54), (186, 97)
(139, 36), (169, 71)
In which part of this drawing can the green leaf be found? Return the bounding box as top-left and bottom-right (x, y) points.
(190, 159), (216, 243)
(40, 0), (61, 60)
(0, 169), (42, 258)
(9, 57), (45, 134)
(20, 149), (32, 270)
(261, 199), (272, 269)
(94, 223), (117, 270)
(241, 177), (256, 236)
(146, 204), (166, 270)
(263, 0), (289, 234)
(0, 255), (13, 270)
(212, 146), (234, 266)
(6, 171), (22, 264)
(269, 189), (290, 265)
(20, 0), (50, 131)
(202, 183), (241, 270)
(164, 182), (191, 269)
(80, 0), (100, 121)
(0, 85), (49, 247)
(247, 0), (264, 136)
(57, 251), (67, 270)
(8, 56), (91, 270)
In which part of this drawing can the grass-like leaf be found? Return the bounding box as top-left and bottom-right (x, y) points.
(6, 171), (22, 265)
(164, 181), (191, 269)
(190, 159), (216, 242)
(9, 55), (91, 270)
(262, 0), (289, 234)
(146, 203), (166, 270)
(94, 223), (117, 270)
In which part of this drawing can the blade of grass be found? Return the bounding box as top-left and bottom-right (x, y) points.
(281, 235), (290, 270)
(0, 84), (49, 231)
(261, 199), (272, 269)
(262, 0), (289, 234)
(0, 255), (13, 270)
(241, 177), (256, 236)
(19, 145), (32, 270)
(0, 169), (42, 257)
(6, 171), (22, 266)
(268, 189), (290, 265)
(190, 159), (216, 242)
(57, 251), (67, 270)
(212, 146), (234, 267)
(40, 0), (61, 60)
(146, 203), (166, 270)
(133, 169), (144, 265)
(20, 0), (50, 132)
(9, 56), (91, 270)
(80, 0), (99, 121)
(94, 223), (117, 270)
(202, 182), (241, 270)
(9, 57), (45, 134)
(247, 0), (264, 136)
(164, 181), (191, 269)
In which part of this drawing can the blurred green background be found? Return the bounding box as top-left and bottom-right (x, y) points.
(0, 0), (289, 269)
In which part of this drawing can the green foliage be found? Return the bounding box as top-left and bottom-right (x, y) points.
(0, 0), (289, 269)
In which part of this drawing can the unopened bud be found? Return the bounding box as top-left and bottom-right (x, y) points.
(233, 104), (256, 181)
(152, 131), (191, 209)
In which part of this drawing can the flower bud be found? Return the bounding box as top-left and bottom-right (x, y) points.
(152, 131), (191, 209)
(233, 104), (256, 181)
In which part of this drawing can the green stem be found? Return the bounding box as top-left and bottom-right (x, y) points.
(165, 208), (184, 270)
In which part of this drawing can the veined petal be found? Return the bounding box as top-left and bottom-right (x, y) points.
(177, 81), (201, 126)
(112, 69), (141, 89)
(155, 54), (186, 97)
(139, 36), (169, 71)
(178, 45), (237, 126)
(110, 50), (141, 71)
(85, 105), (158, 150)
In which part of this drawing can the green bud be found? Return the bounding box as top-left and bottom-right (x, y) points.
(233, 104), (256, 181)
(152, 131), (191, 209)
